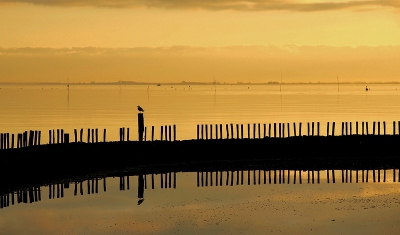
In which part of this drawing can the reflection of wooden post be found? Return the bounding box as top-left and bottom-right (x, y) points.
(138, 113), (144, 141)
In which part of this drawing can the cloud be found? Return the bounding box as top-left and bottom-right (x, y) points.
(0, 0), (399, 11)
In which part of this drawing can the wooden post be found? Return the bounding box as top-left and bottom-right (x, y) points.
(87, 128), (91, 143)
(29, 130), (34, 146)
(317, 122), (320, 136)
(61, 129), (64, 143)
(253, 123), (256, 139)
(210, 124), (213, 140)
(230, 123), (234, 139)
(152, 126), (155, 141)
(103, 129), (106, 142)
(248, 124), (250, 139)
(264, 124), (266, 138)
(341, 122), (344, 136)
(258, 123), (261, 139)
(64, 133), (69, 143)
(220, 124), (223, 139)
(165, 125), (168, 140)
(393, 121), (396, 135)
(91, 128), (94, 143)
(350, 122), (352, 135)
(38, 131), (41, 145)
(144, 127), (147, 141)
(366, 122), (369, 135)
(378, 122), (380, 135)
(287, 123), (290, 137)
(327, 122), (330, 136)
(345, 122), (348, 135)
(293, 123), (297, 136)
(11, 134), (14, 149)
(226, 124), (229, 139)
(197, 125), (199, 140)
(373, 121), (376, 135)
(173, 125), (176, 141)
(160, 126), (163, 141)
(398, 121), (400, 136)
(241, 124), (244, 139)
(138, 113), (144, 141)
(282, 123), (285, 138)
(49, 130), (52, 144)
(279, 123), (281, 138)
(362, 122), (365, 135)
(216, 124), (219, 139)
(269, 123), (271, 137)
(312, 122), (314, 136)
(205, 124), (208, 140)
(274, 123), (277, 138)
(307, 122), (310, 136)
(96, 128), (99, 142)
(34, 130), (38, 145)
(383, 121), (386, 135)
(332, 122), (335, 136)
(398, 121), (400, 135)
(299, 122), (302, 136)
(79, 129), (83, 142)
(356, 122), (358, 135)
(235, 124), (238, 139)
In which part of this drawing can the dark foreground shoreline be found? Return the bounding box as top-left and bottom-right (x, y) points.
(1, 135), (400, 193)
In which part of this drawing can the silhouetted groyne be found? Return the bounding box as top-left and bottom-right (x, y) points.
(1, 134), (400, 190)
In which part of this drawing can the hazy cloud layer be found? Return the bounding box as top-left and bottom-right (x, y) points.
(0, 0), (399, 11)
(1, 46), (399, 83)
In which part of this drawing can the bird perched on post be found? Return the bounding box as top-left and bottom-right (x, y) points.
(137, 106), (144, 112)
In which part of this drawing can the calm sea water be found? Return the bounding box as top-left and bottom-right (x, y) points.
(1, 170), (400, 235)
(1, 83), (400, 141)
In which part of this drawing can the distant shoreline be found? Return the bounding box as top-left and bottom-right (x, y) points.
(1, 81), (399, 86)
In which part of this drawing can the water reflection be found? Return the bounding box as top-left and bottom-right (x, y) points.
(1, 168), (399, 210)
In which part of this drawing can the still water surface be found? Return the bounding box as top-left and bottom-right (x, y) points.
(1, 170), (400, 234)
(1, 83), (400, 140)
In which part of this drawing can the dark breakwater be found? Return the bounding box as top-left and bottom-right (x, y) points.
(1, 134), (400, 191)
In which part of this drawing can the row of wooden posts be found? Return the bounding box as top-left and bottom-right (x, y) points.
(196, 121), (400, 140)
(0, 187), (41, 208)
(2, 120), (400, 150)
(0, 130), (42, 149)
(196, 169), (398, 186)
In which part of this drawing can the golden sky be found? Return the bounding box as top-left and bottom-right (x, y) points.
(0, 0), (399, 83)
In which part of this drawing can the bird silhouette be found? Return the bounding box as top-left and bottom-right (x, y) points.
(137, 106), (144, 112)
